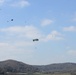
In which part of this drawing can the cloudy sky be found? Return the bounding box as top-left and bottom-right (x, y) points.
(0, 0), (76, 65)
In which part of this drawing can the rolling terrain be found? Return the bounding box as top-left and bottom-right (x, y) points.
(0, 59), (76, 74)
(0, 60), (39, 74)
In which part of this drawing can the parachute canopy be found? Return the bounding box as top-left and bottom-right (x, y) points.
(33, 39), (39, 42)
(11, 19), (13, 21)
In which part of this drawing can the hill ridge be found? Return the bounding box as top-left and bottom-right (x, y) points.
(0, 59), (76, 74)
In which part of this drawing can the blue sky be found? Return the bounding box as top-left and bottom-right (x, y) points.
(0, 0), (76, 65)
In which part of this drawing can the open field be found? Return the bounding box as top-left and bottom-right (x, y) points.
(6, 73), (71, 75)
(33, 73), (71, 75)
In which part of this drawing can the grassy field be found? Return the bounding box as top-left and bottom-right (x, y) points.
(33, 73), (71, 75)
(6, 72), (72, 75)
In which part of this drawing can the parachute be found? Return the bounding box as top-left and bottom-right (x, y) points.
(33, 39), (39, 42)
(11, 19), (13, 21)
(33, 39), (39, 49)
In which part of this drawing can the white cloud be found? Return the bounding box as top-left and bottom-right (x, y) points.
(0, 0), (30, 7)
(0, 42), (17, 51)
(15, 41), (34, 47)
(72, 18), (76, 22)
(46, 31), (63, 40)
(0, 42), (35, 61)
(67, 50), (76, 56)
(41, 30), (64, 42)
(0, 42), (8, 47)
(41, 19), (53, 26)
(66, 46), (70, 49)
(71, 12), (76, 22)
(0, 25), (41, 39)
(11, 0), (30, 8)
(0, 0), (5, 5)
(0, 25), (64, 43)
(63, 26), (76, 31)
(0, 42), (34, 55)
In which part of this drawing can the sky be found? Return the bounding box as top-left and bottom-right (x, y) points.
(0, 0), (76, 65)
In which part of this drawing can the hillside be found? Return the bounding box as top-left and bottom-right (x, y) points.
(0, 59), (39, 74)
(0, 60), (76, 74)
(36, 63), (76, 73)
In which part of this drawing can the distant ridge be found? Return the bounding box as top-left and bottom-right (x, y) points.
(0, 59), (39, 74)
(0, 59), (76, 74)
(37, 62), (76, 73)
